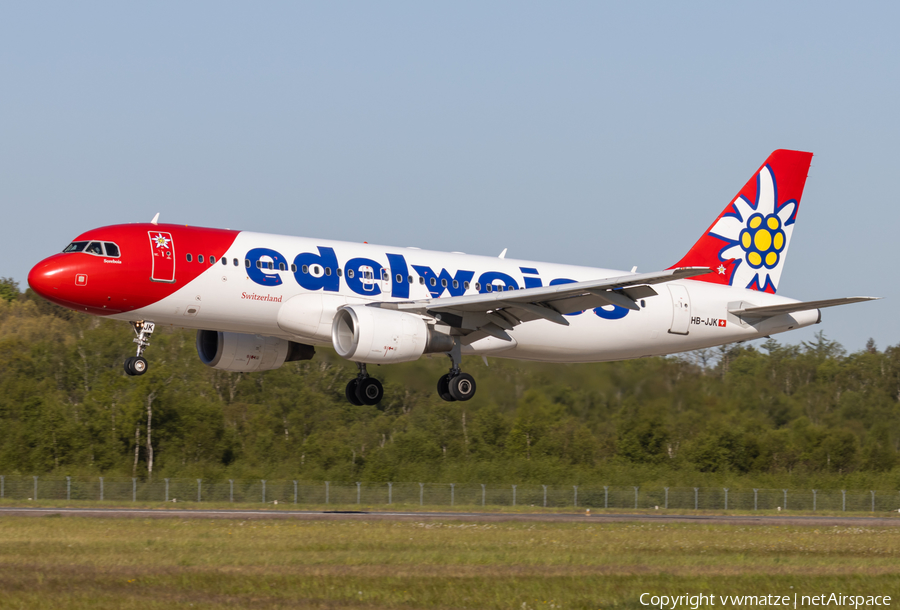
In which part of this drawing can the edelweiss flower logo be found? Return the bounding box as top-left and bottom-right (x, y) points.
(153, 233), (171, 249)
(739, 213), (785, 269)
(708, 165), (796, 292)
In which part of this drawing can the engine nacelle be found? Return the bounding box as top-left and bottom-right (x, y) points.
(196, 330), (314, 372)
(331, 305), (454, 364)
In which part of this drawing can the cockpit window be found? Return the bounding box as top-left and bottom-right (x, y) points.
(63, 241), (88, 253)
(63, 240), (121, 257)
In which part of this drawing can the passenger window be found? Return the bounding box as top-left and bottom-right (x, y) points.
(347, 269), (354, 278)
(291, 264), (297, 273)
(256, 261), (262, 269)
(198, 255), (204, 263)
(104, 243), (120, 257)
(452, 280), (458, 289)
(245, 259), (250, 268)
(486, 284), (493, 292)
(210, 256), (216, 264)
(441, 279), (448, 288)
(407, 275), (413, 284)
(302, 265), (309, 274)
(267, 262), (274, 270)
(233, 258), (239, 267)
(187, 254), (193, 262)
(279, 263), (286, 271)
(430, 278), (437, 287)
(221, 257), (227, 266)
(395, 274), (402, 283)
(419, 277), (425, 285)
(337, 268), (343, 277)
(325, 267), (331, 276)
(475, 283), (481, 291)
(314, 266), (320, 275)
(63, 241), (88, 253)
(464, 281), (470, 290)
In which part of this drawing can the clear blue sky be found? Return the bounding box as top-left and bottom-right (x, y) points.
(2, 2), (896, 353)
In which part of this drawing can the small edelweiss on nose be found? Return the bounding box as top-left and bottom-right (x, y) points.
(153, 233), (171, 249)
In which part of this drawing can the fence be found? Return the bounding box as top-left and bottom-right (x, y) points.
(1, 476), (899, 513)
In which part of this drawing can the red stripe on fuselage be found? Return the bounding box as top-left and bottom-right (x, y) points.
(28, 224), (239, 316)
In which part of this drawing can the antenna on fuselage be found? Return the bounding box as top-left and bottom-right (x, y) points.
(498, 248), (507, 259)
(150, 213), (160, 225)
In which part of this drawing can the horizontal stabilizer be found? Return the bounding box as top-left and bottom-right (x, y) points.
(730, 296), (880, 319)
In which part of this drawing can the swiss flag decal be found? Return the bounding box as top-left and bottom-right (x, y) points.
(718, 319), (727, 327)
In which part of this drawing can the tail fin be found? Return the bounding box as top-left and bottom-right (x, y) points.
(671, 149), (814, 294)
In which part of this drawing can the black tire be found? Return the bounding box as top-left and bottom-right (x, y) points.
(345, 379), (363, 406)
(437, 374), (456, 402)
(124, 356), (136, 376)
(449, 373), (476, 401)
(132, 357), (148, 376)
(356, 377), (384, 406)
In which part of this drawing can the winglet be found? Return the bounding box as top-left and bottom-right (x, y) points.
(150, 213), (160, 225)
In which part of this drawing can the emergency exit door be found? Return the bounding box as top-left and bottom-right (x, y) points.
(668, 284), (691, 335)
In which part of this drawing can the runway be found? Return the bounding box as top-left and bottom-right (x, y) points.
(0, 506), (898, 526)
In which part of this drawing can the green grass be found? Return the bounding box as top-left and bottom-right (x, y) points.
(0, 515), (898, 609)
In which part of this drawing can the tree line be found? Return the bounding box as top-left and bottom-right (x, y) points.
(1, 277), (898, 490)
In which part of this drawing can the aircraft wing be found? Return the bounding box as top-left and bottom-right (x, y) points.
(376, 267), (710, 343)
(729, 296), (880, 319)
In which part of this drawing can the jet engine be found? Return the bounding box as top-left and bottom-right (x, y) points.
(331, 305), (454, 364)
(196, 330), (314, 372)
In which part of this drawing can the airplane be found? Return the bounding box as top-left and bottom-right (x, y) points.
(27, 149), (877, 406)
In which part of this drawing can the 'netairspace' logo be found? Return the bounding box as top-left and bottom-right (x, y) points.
(639, 592), (892, 609)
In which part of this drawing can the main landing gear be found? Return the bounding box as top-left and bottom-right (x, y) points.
(124, 321), (155, 376)
(341, 345), (477, 406)
(437, 342), (476, 402)
(345, 363), (385, 407)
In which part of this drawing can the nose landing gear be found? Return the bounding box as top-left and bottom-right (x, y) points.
(125, 321), (155, 376)
(437, 342), (477, 402)
(345, 363), (384, 406)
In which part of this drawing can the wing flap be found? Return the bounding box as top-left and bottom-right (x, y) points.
(375, 267), (709, 339)
(386, 267), (709, 315)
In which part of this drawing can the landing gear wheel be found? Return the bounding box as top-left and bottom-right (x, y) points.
(449, 373), (476, 401)
(131, 356), (148, 376)
(437, 374), (456, 402)
(124, 356), (136, 376)
(345, 379), (363, 406)
(356, 377), (384, 406)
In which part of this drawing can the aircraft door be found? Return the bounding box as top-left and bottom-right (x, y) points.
(148, 231), (176, 283)
(668, 284), (691, 335)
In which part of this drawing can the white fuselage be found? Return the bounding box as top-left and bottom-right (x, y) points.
(107, 231), (818, 363)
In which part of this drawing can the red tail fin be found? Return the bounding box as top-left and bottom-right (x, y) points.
(671, 149), (813, 294)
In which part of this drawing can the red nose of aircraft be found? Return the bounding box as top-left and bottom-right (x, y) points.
(28, 254), (68, 302)
(28, 253), (120, 315)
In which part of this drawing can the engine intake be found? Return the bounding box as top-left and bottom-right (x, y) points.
(196, 330), (314, 372)
(332, 305), (454, 364)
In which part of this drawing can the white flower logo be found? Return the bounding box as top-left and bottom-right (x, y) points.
(708, 166), (796, 292)
(153, 233), (171, 249)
